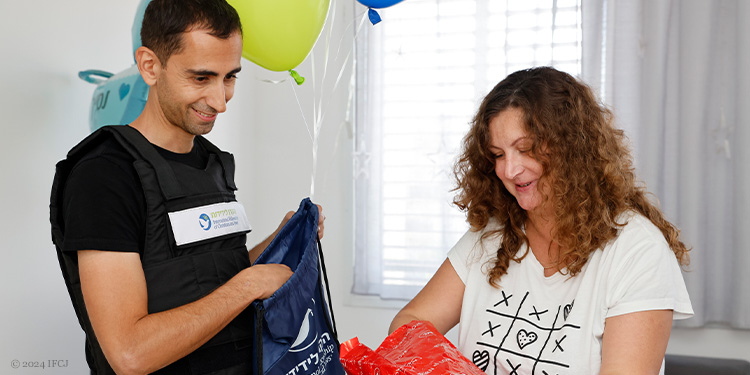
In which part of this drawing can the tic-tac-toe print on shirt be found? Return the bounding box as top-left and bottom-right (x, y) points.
(451, 214), (694, 375)
(472, 291), (580, 375)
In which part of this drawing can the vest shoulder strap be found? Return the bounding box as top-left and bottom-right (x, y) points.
(61, 125), (186, 199)
(194, 135), (237, 190)
(106, 125), (186, 199)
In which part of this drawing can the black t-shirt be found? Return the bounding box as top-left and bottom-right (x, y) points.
(61, 135), (209, 254)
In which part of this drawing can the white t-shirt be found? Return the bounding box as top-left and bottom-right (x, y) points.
(448, 212), (693, 375)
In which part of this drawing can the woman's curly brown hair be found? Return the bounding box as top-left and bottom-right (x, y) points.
(453, 67), (690, 286)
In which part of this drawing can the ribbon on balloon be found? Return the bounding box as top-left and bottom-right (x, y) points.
(356, 0), (404, 25)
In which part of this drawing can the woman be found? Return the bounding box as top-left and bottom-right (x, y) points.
(389, 67), (693, 374)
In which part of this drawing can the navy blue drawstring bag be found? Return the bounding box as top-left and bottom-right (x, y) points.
(251, 198), (345, 375)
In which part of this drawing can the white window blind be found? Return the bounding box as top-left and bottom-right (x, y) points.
(354, 0), (582, 300)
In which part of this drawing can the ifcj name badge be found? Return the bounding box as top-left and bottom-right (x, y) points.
(168, 202), (251, 246)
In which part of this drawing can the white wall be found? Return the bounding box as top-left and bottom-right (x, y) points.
(1, 1), (748, 374)
(1, 1), (136, 373)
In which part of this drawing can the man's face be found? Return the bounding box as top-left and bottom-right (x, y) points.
(155, 29), (243, 136)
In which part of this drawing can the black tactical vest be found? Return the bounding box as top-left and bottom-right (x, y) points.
(50, 125), (254, 374)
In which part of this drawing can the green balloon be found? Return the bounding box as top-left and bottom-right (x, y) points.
(228, 0), (330, 72)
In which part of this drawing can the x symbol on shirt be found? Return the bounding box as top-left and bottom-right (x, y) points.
(494, 290), (512, 307)
(529, 306), (548, 321)
(506, 359), (521, 375)
(553, 335), (567, 353)
(482, 321), (502, 337)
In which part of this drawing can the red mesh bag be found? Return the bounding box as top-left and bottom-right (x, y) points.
(339, 320), (485, 375)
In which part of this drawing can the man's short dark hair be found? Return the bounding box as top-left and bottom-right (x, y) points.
(140, 0), (243, 65)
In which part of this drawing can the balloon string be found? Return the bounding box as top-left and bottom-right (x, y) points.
(332, 10), (369, 64)
(311, 119), (319, 199)
(310, 36), (319, 198)
(315, 0), (336, 126)
(311, 7), (369, 196)
(315, 10), (368, 130)
(292, 0), (368, 197)
(319, 0), (336, 97)
(309, 0), (341, 198)
(320, 73), (355, 192)
(289, 79), (314, 142)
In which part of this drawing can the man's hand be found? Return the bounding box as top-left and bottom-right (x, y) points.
(316, 204), (325, 240)
(277, 204), (325, 239)
(248, 203), (326, 264)
(240, 263), (293, 300)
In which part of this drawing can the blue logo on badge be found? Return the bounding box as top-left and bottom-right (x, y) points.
(199, 213), (211, 231)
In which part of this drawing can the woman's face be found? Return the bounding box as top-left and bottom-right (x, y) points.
(488, 107), (547, 215)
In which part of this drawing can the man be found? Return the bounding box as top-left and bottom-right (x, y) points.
(50, 1), (323, 373)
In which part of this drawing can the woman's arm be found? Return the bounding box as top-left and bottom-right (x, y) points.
(389, 258), (466, 335)
(599, 309), (673, 375)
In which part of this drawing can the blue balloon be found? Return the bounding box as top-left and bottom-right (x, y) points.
(79, 65), (149, 132)
(131, 0), (151, 61)
(357, 0), (403, 9)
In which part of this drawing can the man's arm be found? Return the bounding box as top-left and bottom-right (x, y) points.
(78, 250), (291, 375)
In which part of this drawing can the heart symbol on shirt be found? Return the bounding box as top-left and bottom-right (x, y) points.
(564, 300), (574, 321)
(472, 350), (490, 371)
(517, 329), (538, 349)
